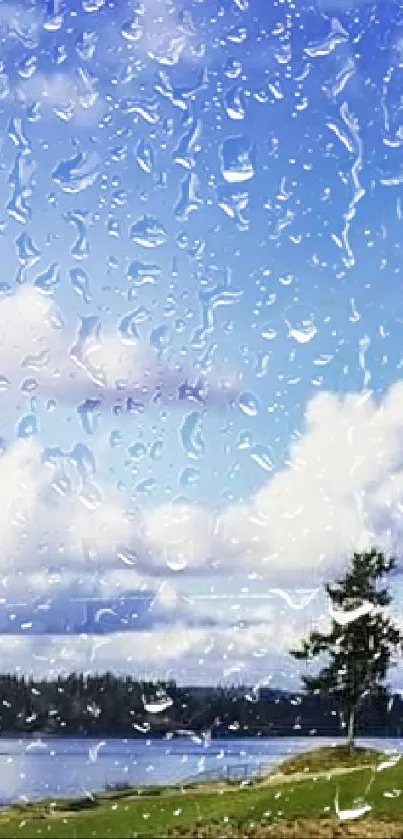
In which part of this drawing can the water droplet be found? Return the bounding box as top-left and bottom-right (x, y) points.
(116, 545), (137, 566)
(15, 231), (40, 268)
(173, 117), (201, 170)
(46, 305), (64, 331)
(179, 411), (205, 459)
(329, 601), (373, 626)
(107, 218), (120, 238)
(224, 58), (242, 79)
(261, 324), (277, 340)
(77, 399), (101, 434)
(70, 267), (91, 302)
(7, 151), (36, 223)
(220, 135), (255, 183)
(130, 216), (167, 248)
(18, 55), (37, 79)
(68, 442), (96, 480)
(150, 325), (171, 350)
(34, 263), (60, 294)
(70, 317), (105, 387)
(79, 481), (103, 510)
(284, 306), (317, 344)
(142, 695), (173, 714)
(217, 184), (249, 228)
(109, 430), (122, 448)
(128, 441), (147, 461)
(150, 440), (163, 460)
(82, 0), (104, 11)
(64, 210), (90, 259)
(180, 467), (200, 486)
(174, 173), (203, 221)
(0, 73), (9, 100)
(136, 478), (157, 494)
(250, 444), (274, 472)
(238, 391), (259, 417)
(17, 412), (38, 438)
(305, 18), (348, 59)
(313, 354), (333, 366)
(334, 792), (371, 822)
(118, 310), (140, 344)
(21, 377), (38, 394)
(51, 467), (71, 497)
(224, 86), (246, 120)
(135, 140), (154, 174)
(76, 30), (98, 61)
(165, 545), (189, 572)
(227, 25), (247, 44)
(43, 11), (64, 31)
(53, 149), (101, 193)
(237, 431), (252, 450)
(255, 352), (270, 378)
(21, 349), (50, 371)
(126, 260), (161, 286)
(121, 16), (143, 41)
(9, 117), (31, 152)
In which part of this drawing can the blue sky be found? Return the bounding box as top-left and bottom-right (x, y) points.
(0, 0), (402, 687)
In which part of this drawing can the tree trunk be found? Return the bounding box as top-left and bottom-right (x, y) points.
(347, 707), (355, 750)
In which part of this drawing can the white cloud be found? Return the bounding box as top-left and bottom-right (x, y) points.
(120, 0), (201, 68)
(0, 287), (236, 410)
(0, 619), (305, 683)
(16, 71), (106, 125)
(215, 387), (403, 578)
(143, 384), (403, 583)
(2, 378), (403, 588)
(2, 288), (403, 681)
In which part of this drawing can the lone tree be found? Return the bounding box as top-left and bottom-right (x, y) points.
(291, 549), (403, 747)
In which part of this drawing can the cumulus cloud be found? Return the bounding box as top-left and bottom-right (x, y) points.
(3, 289), (403, 680)
(2, 379), (403, 589)
(143, 384), (403, 583)
(216, 387), (403, 581)
(0, 619), (306, 684)
(0, 287), (237, 411)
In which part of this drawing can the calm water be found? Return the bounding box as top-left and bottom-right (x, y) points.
(0, 736), (401, 804)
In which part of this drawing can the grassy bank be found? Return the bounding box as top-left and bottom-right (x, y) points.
(0, 747), (401, 838)
(270, 745), (381, 775)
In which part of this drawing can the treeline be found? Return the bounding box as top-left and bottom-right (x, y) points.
(0, 673), (401, 737)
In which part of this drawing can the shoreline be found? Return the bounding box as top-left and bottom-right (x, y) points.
(0, 741), (396, 820)
(0, 732), (402, 739)
(0, 746), (400, 838)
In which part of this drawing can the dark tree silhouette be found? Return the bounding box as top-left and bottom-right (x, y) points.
(291, 549), (403, 747)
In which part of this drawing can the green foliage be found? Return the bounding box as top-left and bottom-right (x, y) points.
(0, 676), (345, 736)
(290, 549), (403, 743)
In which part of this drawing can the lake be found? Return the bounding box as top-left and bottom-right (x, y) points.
(0, 736), (401, 805)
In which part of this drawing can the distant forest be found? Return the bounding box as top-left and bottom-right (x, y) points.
(0, 673), (401, 737)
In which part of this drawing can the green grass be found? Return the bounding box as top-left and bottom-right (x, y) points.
(0, 749), (401, 838)
(273, 745), (382, 775)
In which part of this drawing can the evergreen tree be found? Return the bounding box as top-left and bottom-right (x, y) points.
(290, 549), (403, 747)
